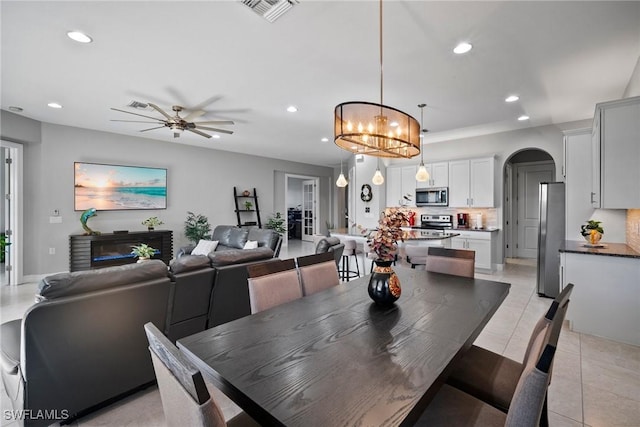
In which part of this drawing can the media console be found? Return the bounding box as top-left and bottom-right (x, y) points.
(69, 230), (173, 271)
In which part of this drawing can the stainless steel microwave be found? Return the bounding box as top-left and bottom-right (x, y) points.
(415, 187), (448, 206)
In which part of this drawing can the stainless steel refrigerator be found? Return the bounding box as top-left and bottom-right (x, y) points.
(537, 182), (565, 298)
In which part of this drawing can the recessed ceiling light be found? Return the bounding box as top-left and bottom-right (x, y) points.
(8, 106), (23, 112)
(47, 102), (63, 109)
(286, 105), (298, 113)
(518, 115), (530, 121)
(453, 42), (472, 54)
(321, 137), (329, 142)
(67, 31), (93, 44)
(212, 135), (221, 139)
(505, 95), (519, 103)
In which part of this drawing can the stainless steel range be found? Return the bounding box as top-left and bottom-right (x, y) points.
(416, 214), (453, 230)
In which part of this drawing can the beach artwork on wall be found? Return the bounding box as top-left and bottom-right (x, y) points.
(74, 162), (167, 211)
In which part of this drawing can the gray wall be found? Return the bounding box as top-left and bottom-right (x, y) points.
(1, 111), (332, 276)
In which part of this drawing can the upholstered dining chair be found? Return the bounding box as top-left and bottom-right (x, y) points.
(425, 246), (475, 277)
(404, 244), (430, 269)
(246, 258), (302, 313)
(445, 283), (574, 426)
(144, 322), (258, 427)
(296, 252), (340, 296)
(415, 341), (558, 427)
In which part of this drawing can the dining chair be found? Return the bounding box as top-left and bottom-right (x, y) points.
(425, 246), (475, 277)
(404, 244), (430, 269)
(446, 283), (574, 426)
(246, 258), (302, 313)
(143, 322), (258, 427)
(296, 252), (340, 296)
(415, 323), (558, 427)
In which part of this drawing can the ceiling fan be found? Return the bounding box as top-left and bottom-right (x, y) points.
(110, 103), (234, 139)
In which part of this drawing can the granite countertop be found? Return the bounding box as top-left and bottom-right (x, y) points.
(560, 240), (640, 259)
(452, 227), (500, 233)
(330, 228), (459, 241)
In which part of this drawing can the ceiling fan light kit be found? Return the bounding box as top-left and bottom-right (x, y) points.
(110, 103), (234, 139)
(333, 0), (420, 159)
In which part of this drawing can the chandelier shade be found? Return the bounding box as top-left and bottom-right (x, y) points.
(334, 102), (421, 158)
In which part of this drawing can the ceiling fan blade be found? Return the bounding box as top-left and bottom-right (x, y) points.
(111, 107), (164, 121)
(110, 120), (163, 123)
(148, 103), (173, 120)
(187, 128), (212, 138)
(183, 110), (206, 122)
(193, 120), (235, 125)
(196, 126), (234, 134)
(139, 126), (166, 132)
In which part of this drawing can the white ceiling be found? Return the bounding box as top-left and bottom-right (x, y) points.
(2, 1), (639, 167)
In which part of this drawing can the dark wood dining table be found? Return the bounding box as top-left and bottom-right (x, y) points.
(178, 266), (510, 427)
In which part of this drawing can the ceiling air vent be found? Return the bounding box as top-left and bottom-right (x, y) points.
(240, 0), (299, 23)
(127, 100), (149, 110)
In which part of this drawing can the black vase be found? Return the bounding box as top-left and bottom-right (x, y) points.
(368, 260), (401, 306)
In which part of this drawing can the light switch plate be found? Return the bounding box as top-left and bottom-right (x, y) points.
(49, 216), (62, 224)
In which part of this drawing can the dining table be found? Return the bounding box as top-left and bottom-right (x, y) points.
(178, 266), (510, 427)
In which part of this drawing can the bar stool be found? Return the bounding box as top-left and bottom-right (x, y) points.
(339, 240), (362, 281)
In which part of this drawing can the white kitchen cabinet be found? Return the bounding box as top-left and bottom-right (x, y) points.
(591, 96), (640, 208)
(561, 251), (640, 345)
(448, 157), (495, 207)
(563, 129), (594, 241)
(451, 230), (495, 270)
(385, 165), (416, 207)
(419, 162), (449, 188)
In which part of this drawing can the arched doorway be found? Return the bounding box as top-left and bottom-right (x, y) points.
(503, 148), (555, 259)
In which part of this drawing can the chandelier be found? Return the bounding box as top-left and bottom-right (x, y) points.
(334, 0), (420, 159)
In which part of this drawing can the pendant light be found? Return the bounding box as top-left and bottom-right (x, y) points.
(333, 0), (420, 159)
(372, 159), (385, 186)
(415, 103), (430, 182)
(336, 158), (348, 188)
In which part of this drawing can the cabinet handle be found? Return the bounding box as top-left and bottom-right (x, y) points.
(466, 198), (469, 205)
(590, 192), (595, 204)
(470, 198), (474, 206)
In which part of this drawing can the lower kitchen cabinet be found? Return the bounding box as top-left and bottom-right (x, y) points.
(451, 230), (496, 271)
(561, 250), (640, 346)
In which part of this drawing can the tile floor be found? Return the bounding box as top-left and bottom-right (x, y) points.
(1, 239), (639, 426)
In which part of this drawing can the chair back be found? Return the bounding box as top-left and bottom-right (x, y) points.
(144, 322), (227, 427)
(426, 247), (475, 278)
(296, 252), (340, 296)
(247, 259), (302, 313)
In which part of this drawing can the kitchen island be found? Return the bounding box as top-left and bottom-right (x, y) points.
(560, 240), (640, 345)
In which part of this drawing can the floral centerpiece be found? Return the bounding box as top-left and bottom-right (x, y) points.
(580, 220), (604, 245)
(368, 208), (409, 261)
(367, 208), (408, 307)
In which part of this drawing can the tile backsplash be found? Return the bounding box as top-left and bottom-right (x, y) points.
(407, 207), (498, 229)
(626, 209), (640, 252)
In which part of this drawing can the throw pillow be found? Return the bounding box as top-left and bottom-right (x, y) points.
(192, 240), (219, 256)
(243, 240), (258, 249)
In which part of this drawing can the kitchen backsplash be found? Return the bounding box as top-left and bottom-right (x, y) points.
(406, 207), (498, 229)
(626, 209), (640, 252)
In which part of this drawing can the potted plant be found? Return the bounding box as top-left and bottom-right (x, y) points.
(142, 216), (163, 231)
(131, 243), (156, 261)
(184, 211), (211, 243)
(265, 212), (286, 235)
(244, 201), (253, 211)
(0, 233), (10, 264)
(580, 220), (604, 245)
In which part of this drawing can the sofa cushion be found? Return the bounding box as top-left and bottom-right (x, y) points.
(37, 259), (169, 301)
(247, 228), (279, 250)
(208, 247), (274, 267)
(211, 226), (233, 244)
(191, 239), (219, 256)
(169, 255), (211, 275)
(226, 228), (249, 249)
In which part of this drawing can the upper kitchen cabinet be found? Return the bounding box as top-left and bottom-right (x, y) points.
(418, 162), (449, 188)
(563, 129), (594, 241)
(591, 96), (640, 208)
(449, 157), (495, 207)
(386, 165), (416, 207)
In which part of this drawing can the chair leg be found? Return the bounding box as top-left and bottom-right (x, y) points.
(540, 392), (549, 427)
(354, 255), (360, 278)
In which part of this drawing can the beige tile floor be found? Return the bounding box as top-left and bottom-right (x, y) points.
(1, 240), (639, 426)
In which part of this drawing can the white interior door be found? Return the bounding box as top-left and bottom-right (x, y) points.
(516, 162), (554, 258)
(0, 140), (22, 286)
(302, 179), (317, 242)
